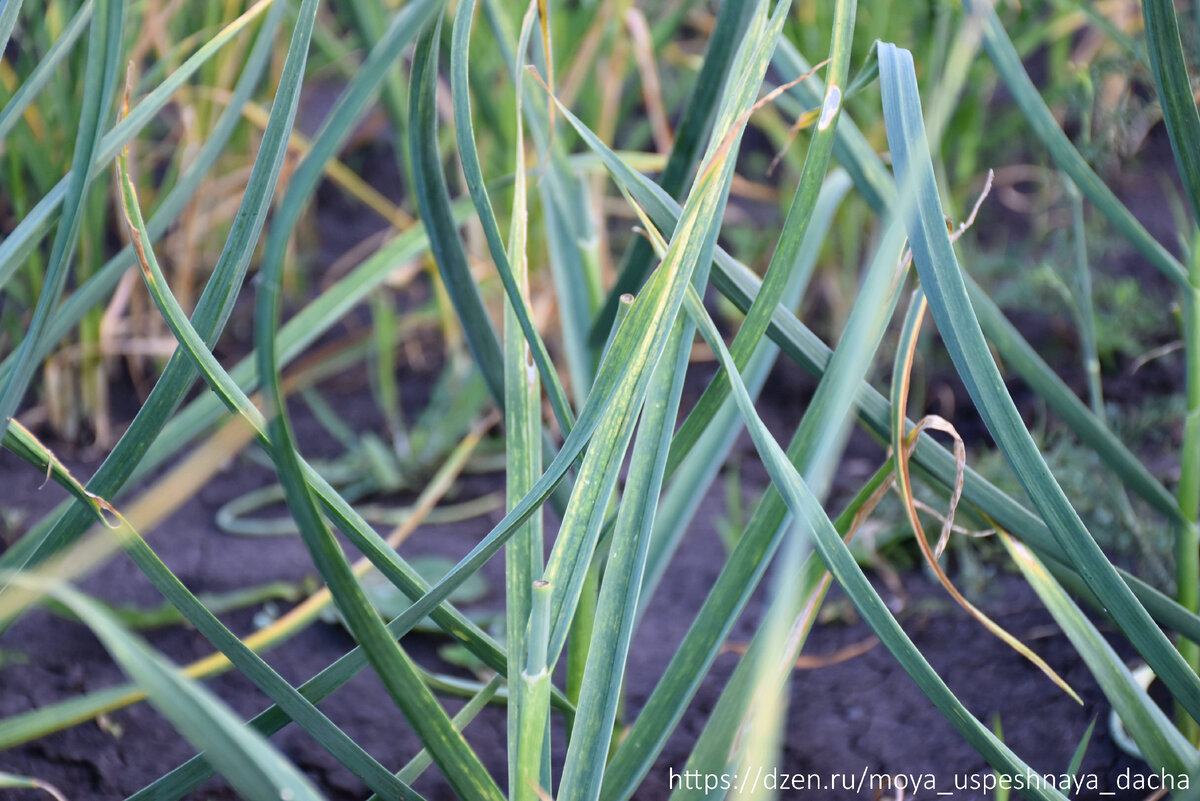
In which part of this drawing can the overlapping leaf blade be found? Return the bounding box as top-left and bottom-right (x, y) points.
(1002, 535), (1198, 775)
(1, 0), (298, 576)
(684, 284), (1068, 801)
(115, 147), (423, 801)
(1141, 0), (1200, 223)
(0, 0), (276, 296)
(451, 0), (574, 433)
(0, 0), (124, 419)
(0, 0), (92, 144)
(410, 15), (505, 404)
(964, 0), (1188, 290)
(878, 39), (1200, 725)
(5, 575), (327, 801)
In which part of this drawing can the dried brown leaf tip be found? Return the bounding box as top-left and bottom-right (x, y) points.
(893, 291), (1078, 705)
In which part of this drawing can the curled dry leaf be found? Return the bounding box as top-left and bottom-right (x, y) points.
(892, 290), (1081, 704)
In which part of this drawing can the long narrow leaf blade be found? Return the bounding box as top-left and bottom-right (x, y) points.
(6, 575), (327, 801)
(878, 39), (1200, 725)
(963, 0), (1188, 289)
(684, 286), (1068, 800)
(0, 0), (124, 420)
(410, 17), (505, 404)
(1001, 534), (1197, 774)
(1141, 0), (1200, 222)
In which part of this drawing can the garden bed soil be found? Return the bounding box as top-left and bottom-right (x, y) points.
(0, 369), (1178, 800)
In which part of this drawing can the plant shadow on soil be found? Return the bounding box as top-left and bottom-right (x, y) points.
(0, 131), (1192, 800)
